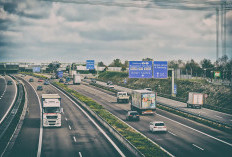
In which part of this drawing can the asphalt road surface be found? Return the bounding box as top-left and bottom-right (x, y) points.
(9, 75), (130, 157)
(0, 75), (17, 124)
(67, 81), (232, 157)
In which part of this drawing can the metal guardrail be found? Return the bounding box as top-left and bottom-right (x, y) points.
(0, 78), (25, 155)
(52, 83), (144, 157)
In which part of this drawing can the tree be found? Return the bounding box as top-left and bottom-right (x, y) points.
(124, 60), (129, 68)
(109, 59), (122, 67)
(142, 58), (153, 61)
(200, 59), (214, 77)
(47, 62), (60, 73)
(185, 59), (202, 77)
(98, 61), (105, 67)
(121, 65), (126, 71)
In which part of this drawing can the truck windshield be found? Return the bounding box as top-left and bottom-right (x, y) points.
(43, 107), (60, 113)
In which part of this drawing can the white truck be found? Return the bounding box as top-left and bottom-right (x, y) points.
(73, 74), (81, 85)
(187, 92), (204, 109)
(42, 94), (62, 127)
(117, 92), (129, 103)
(131, 90), (157, 114)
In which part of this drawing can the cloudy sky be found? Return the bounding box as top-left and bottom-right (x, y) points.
(0, 0), (231, 64)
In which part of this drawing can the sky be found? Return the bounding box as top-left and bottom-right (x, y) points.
(0, 0), (232, 64)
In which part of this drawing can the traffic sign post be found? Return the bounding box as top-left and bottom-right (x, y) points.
(153, 61), (168, 79)
(174, 84), (177, 95)
(86, 60), (95, 70)
(129, 61), (152, 78)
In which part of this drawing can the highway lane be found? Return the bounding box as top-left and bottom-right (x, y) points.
(68, 82), (232, 157)
(0, 75), (17, 124)
(94, 80), (232, 126)
(0, 75), (6, 96)
(25, 76), (129, 157)
(8, 76), (41, 157)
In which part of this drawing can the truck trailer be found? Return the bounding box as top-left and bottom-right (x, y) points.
(42, 94), (62, 127)
(73, 74), (81, 85)
(131, 90), (157, 114)
(187, 92), (204, 109)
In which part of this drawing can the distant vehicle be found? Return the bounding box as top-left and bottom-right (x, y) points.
(38, 79), (43, 82)
(107, 81), (112, 85)
(84, 76), (88, 79)
(187, 92), (204, 109)
(131, 90), (157, 115)
(44, 80), (50, 85)
(73, 74), (81, 85)
(144, 88), (152, 91)
(37, 85), (43, 91)
(50, 75), (56, 79)
(64, 81), (69, 85)
(29, 78), (34, 82)
(149, 121), (167, 133)
(126, 111), (140, 121)
(59, 79), (64, 83)
(42, 94), (62, 127)
(7, 80), (13, 85)
(21, 74), (26, 77)
(117, 92), (129, 103)
(91, 78), (96, 83)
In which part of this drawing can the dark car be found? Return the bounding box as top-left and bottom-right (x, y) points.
(91, 79), (96, 83)
(7, 80), (13, 85)
(126, 111), (140, 121)
(107, 81), (112, 85)
(38, 79), (43, 82)
(59, 79), (64, 83)
(29, 78), (34, 82)
(37, 86), (43, 91)
(44, 80), (49, 85)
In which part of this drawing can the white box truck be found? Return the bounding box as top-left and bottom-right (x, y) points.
(42, 94), (62, 127)
(117, 92), (129, 103)
(131, 90), (157, 114)
(73, 74), (81, 85)
(187, 92), (204, 109)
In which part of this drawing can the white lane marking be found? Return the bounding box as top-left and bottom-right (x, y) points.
(68, 125), (72, 130)
(26, 79), (43, 157)
(230, 120), (232, 121)
(0, 76), (18, 124)
(79, 152), (82, 157)
(51, 84), (126, 157)
(215, 115), (222, 119)
(73, 136), (77, 142)
(192, 144), (204, 151)
(168, 131), (177, 136)
(65, 118), (68, 121)
(157, 114), (232, 147)
(0, 98), (1, 100)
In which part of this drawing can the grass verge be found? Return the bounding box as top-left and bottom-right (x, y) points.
(54, 82), (169, 157)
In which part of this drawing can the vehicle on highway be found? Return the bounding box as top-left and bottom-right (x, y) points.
(64, 81), (69, 85)
(42, 94), (62, 127)
(38, 78), (43, 82)
(131, 90), (157, 115)
(107, 81), (114, 88)
(117, 92), (129, 103)
(187, 92), (204, 109)
(145, 88), (152, 91)
(126, 111), (140, 121)
(37, 85), (43, 91)
(44, 80), (50, 85)
(29, 78), (34, 82)
(73, 74), (81, 85)
(149, 121), (167, 133)
(59, 78), (64, 83)
(91, 78), (96, 83)
(107, 81), (112, 85)
(50, 75), (56, 79)
(7, 80), (13, 85)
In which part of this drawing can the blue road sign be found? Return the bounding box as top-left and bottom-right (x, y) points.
(174, 84), (177, 94)
(153, 61), (168, 79)
(129, 61), (152, 78)
(57, 71), (63, 78)
(86, 60), (95, 70)
(33, 67), (41, 73)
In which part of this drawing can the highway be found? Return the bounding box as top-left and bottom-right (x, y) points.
(0, 75), (17, 124)
(67, 81), (232, 157)
(95, 80), (232, 126)
(9, 75), (130, 157)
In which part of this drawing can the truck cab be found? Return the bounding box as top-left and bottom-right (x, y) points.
(42, 94), (62, 127)
(117, 92), (129, 103)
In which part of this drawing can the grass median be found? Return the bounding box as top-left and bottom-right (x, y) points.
(54, 82), (169, 157)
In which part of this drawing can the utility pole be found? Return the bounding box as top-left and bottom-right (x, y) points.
(168, 68), (175, 97)
(216, 8), (219, 61)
